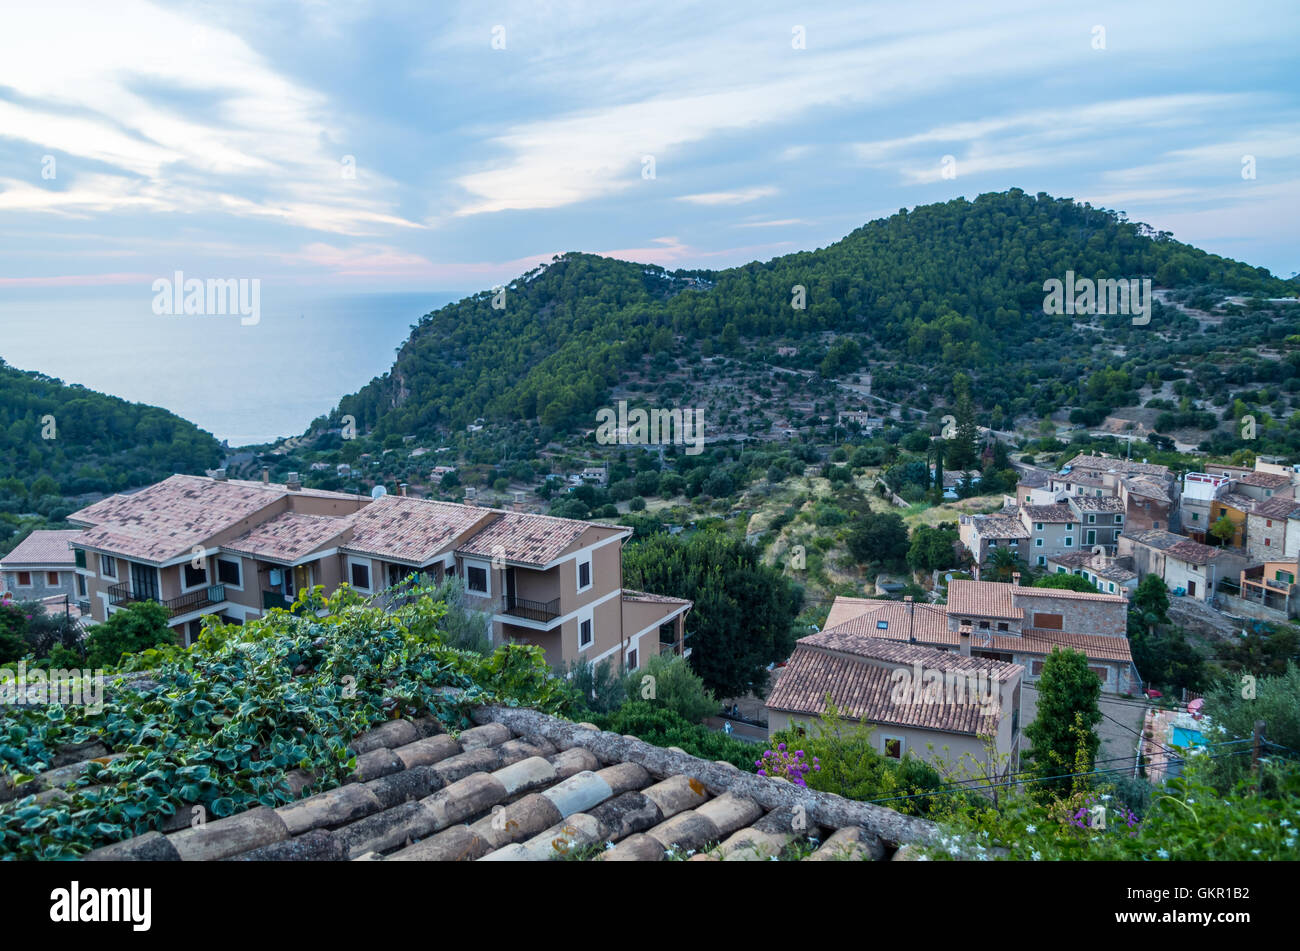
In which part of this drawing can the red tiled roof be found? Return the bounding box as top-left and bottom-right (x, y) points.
(0, 530), (83, 567)
(343, 495), (494, 565)
(1237, 471), (1293, 489)
(1015, 629), (1133, 663)
(821, 599), (954, 644)
(457, 511), (619, 567)
(1014, 586), (1125, 604)
(947, 580), (1020, 620)
(1023, 504), (1075, 523)
(766, 642), (1015, 736)
(224, 511), (354, 564)
(69, 475), (300, 563)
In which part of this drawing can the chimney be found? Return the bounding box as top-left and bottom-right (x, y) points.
(287, 472), (301, 491)
(1011, 571), (1021, 586)
(261, 466), (269, 484)
(213, 468), (227, 481)
(959, 618), (972, 656)
(399, 483), (409, 497)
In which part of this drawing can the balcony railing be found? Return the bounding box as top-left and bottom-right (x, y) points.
(500, 595), (561, 623)
(262, 590), (293, 611)
(107, 582), (226, 618)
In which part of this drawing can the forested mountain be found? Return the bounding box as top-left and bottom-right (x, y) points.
(324, 188), (1293, 441)
(0, 360), (222, 502)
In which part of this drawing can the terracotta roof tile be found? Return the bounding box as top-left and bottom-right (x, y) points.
(456, 511), (616, 567)
(343, 495), (494, 565)
(224, 511), (353, 563)
(0, 530), (83, 567)
(76, 704), (948, 862)
(947, 580), (1020, 619)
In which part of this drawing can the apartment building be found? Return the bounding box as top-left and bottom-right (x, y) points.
(813, 578), (1137, 694)
(958, 512), (1029, 567)
(67, 473), (690, 671)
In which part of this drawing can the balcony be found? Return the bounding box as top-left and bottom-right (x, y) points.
(107, 582), (226, 618)
(262, 590), (294, 611)
(500, 594), (561, 623)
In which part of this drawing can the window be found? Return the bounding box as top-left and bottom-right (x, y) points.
(1152, 521), (1159, 529)
(978, 620), (990, 629)
(1035, 522), (1044, 531)
(579, 618), (593, 649)
(1033, 612), (1064, 630)
(883, 737), (903, 759)
(216, 558), (241, 587)
(47, 571), (60, 586)
(1115, 515), (1123, 524)
(1087, 514), (1096, 524)
(1108, 583), (1115, 592)
(1191, 512), (1199, 522)
(1064, 537), (1074, 547)
(350, 561), (371, 590)
(577, 559), (592, 592)
(1056, 567), (1066, 574)
(1066, 523), (1074, 531)
(1035, 538), (1044, 547)
(466, 565), (487, 594)
(1031, 660), (1044, 675)
(16, 571), (31, 587)
(876, 620), (889, 630)
(626, 648), (638, 671)
(76, 574), (86, 597)
(101, 555), (117, 579)
(1037, 555), (1046, 566)
(1086, 530), (1096, 545)
(388, 563), (405, 587)
(183, 563), (207, 588)
(1265, 538), (1272, 547)
(997, 622), (1009, 631)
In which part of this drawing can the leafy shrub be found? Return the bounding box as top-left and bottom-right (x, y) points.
(621, 653), (718, 724)
(592, 701), (755, 770)
(83, 601), (174, 669)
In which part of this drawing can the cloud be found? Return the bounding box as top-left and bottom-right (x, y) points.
(676, 186), (777, 206)
(0, 0), (418, 234)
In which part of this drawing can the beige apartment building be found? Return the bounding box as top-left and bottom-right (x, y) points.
(66, 473), (690, 672)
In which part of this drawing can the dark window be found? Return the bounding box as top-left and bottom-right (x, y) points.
(997, 622), (1009, 631)
(351, 562), (371, 589)
(216, 558), (241, 587)
(16, 571), (31, 586)
(76, 574), (87, 597)
(47, 571), (60, 586)
(579, 618), (593, 648)
(100, 555), (117, 579)
(467, 565), (488, 593)
(626, 649), (638, 670)
(578, 560), (591, 589)
(388, 563), (405, 587)
(183, 563), (207, 588)
(883, 738), (902, 759)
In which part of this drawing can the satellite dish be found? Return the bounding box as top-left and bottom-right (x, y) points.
(370, 485), (387, 499)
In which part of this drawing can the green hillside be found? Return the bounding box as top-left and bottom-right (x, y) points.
(0, 360), (222, 522)
(323, 188), (1294, 441)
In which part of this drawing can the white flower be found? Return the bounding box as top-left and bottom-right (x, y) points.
(769, 855), (778, 862)
(948, 844), (961, 856)
(1251, 849), (1261, 856)
(1100, 794), (1112, 801)
(604, 841), (614, 850)
(1156, 849), (1169, 859)
(1280, 819), (1291, 828)
(1025, 824), (1037, 834)
(1253, 822), (1264, 830)
(687, 849), (696, 856)
(1030, 851), (1041, 861)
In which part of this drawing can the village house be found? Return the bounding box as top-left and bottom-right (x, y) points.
(766, 631), (1023, 773)
(1181, 472), (1231, 542)
(1051, 453), (1178, 534)
(958, 512), (1029, 567)
(66, 472), (689, 671)
(1117, 529), (1249, 602)
(1244, 496), (1300, 563)
(809, 578), (1138, 695)
(1020, 503), (1079, 567)
(1044, 550), (1139, 596)
(0, 530), (84, 604)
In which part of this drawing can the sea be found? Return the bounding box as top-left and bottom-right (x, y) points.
(0, 286), (462, 447)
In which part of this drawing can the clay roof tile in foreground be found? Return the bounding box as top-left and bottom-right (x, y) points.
(72, 704), (948, 862)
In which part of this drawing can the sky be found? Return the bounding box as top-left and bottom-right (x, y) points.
(0, 0), (1297, 298)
